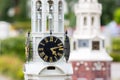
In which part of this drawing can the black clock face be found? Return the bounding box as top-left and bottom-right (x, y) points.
(38, 36), (64, 62)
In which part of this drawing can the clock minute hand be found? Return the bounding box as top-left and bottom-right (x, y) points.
(50, 47), (59, 50)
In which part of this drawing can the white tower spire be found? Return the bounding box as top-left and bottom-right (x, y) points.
(74, 0), (102, 36)
(24, 0), (73, 80)
(31, 0), (64, 33)
(70, 0), (112, 62)
(70, 0), (112, 80)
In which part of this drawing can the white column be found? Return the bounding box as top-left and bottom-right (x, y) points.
(61, 0), (64, 32)
(94, 15), (100, 33)
(76, 15), (80, 30)
(54, 0), (58, 32)
(58, 0), (64, 33)
(32, 37), (36, 61)
(81, 15), (84, 29)
(37, 13), (42, 32)
(87, 14), (91, 27)
(31, 0), (37, 33)
(42, 0), (47, 32)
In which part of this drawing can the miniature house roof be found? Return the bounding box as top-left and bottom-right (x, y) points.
(69, 49), (113, 61)
(73, 34), (105, 40)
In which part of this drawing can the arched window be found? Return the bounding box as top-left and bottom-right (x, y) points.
(58, 0), (63, 32)
(36, 1), (42, 12)
(73, 41), (76, 50)
(92, 41), (100, 50)
(47, 0), (54, 31)
(91, 16), (94, 26)
(103, 40), (105, 48)
(84, 17), (87, 26)
(36, 0), (42, 32)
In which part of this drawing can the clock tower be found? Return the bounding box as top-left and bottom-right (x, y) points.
(24, 0), (73, 80)
(70, 0), (112, 80)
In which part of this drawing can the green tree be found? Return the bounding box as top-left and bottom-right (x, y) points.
(0, 0), (28, 22)
(0, 0), (13, 21)
(16, 0), (28, 21)
(114, 8), (120, 24)
(99, 0), (120, 25)
(1, 36), (25, 60)
(65, 0), (78, 28)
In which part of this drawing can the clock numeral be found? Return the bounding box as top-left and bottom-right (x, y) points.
(39, 52), (45, 57)
(44, 55), (48, 61)
(40, 43), (45, 46)
(38, 48), (44, 51)
(59, 48), (64, 51)
(45, 38), (49, 43)
(54, 56), (58, 61)
(50, 36), (53, 42)
(57, 53), (63, 57)
(59, 46), (64, 51)
(54, 38), (58, 43)
(49, 57), (53, 62)
(58, 43), (62, 46)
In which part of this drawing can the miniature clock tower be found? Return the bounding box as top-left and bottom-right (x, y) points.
(70, 0), (112, 80)
(24, 0), (73, 80)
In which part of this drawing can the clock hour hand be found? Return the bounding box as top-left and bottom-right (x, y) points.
(50, 47), (58, 56)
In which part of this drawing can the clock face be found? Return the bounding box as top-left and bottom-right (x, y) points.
(38, 36), (64, 62)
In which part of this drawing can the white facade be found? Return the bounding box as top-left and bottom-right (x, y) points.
(24, 0), (73, 80)
(70, 0), (112, 61)
(74, 0), (102, 36)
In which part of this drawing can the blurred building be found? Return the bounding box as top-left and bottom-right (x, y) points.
(103, 21), (120, 37)
(69, 0), (112, 80)
(0, 21), (18, 40)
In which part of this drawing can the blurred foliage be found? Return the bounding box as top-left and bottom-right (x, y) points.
(114, 8), (120, 24)
(0, 36), (25, 61)
(0, 0), (120, 27)
(12, 21), (31, 31)
(99, 0), (120, 25)
(16, 0), (28, 21)
(65, 0), (78, 28)
(110, 53), (120, 62)
(0, 0), (28, 22)
(110, 37), (120, 62)
(112, 37), (120, 52)
(0, 55), (24, 80)
(0, 0), (12, 21)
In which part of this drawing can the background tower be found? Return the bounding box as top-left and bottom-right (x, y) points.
(24, 0), (73, 80)
(70, 0), (113, 80)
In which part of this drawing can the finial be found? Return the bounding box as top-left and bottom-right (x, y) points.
(28, 31), (30, 37)
(65, 30), (68, 35)
(28, 31), (30, 35)
(50, 30), (52, 35)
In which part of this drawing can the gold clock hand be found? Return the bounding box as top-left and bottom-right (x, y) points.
(51, 47), (59, 50)
(50, 48), (57, 56)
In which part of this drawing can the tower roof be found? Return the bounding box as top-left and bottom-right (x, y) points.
(75, 0), (102, 14)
